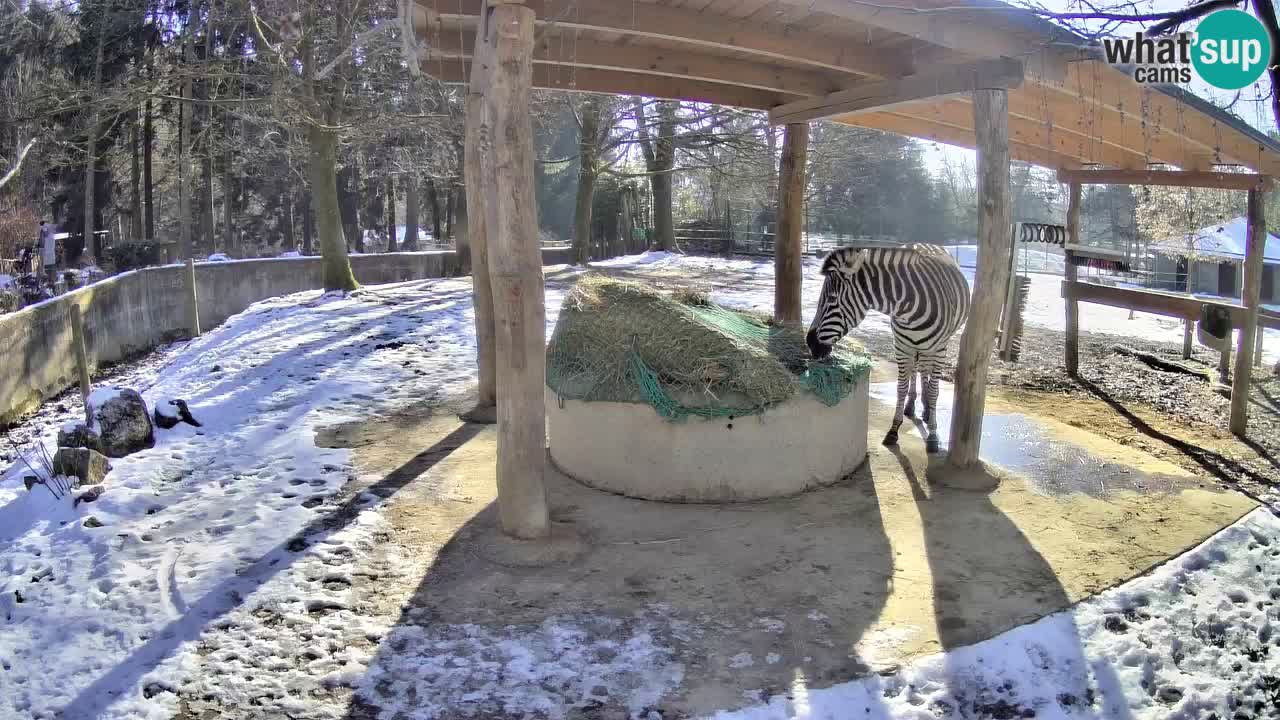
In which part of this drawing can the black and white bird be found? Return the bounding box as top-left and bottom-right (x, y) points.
(806, 244), (970, 453)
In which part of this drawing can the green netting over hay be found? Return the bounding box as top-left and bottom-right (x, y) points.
(546, 276), (872, 421)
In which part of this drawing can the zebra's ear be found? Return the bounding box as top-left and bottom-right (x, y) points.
(824, 249), (866, 276)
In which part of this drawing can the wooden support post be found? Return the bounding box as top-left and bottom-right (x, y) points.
(462, 5), (497, 415)
(774, 122), (808, 325)
(69, 304), (92, 426)
(1230, 188), (1267, 436)
(477, 1), (550, 539)
(948, 89), (1011, 469)
(185, 257), (201, 337)
(1183, 258), (1195, 359)
(1064, 182), (1081, 377)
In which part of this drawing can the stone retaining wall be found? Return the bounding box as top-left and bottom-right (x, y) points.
(0, 248), (575, 426)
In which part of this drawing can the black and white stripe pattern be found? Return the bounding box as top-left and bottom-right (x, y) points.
(805, 244), (970, 453)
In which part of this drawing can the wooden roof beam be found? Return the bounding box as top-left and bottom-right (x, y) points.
(773, 0), (1071, 77)
(768, 57), (1022, 125)
(429, 29), (840, 98)
(1057, 168), (1275, 191)
(888, 96), (1163, 169)
(420, 0), (913, 80)
(420, 57), (793, 109)
(839, 111), (1084, 170)
(1055, 60), (1280, 174)
(1007, 83), (1216, 171)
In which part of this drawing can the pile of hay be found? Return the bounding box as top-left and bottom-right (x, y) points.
(546, 276), (870, 420)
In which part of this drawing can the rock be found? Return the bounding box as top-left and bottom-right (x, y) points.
(154, 398), (201, 430)
(58, 423), (105, 455)
(53, 447), (112, 485)
(91, 388), (154, 458)
(83, 516), (104, 528)
(23, 475), (37, 491)
(74, 485), (104, 505)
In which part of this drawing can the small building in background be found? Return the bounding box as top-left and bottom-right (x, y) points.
(1150, 217), (1280, 306)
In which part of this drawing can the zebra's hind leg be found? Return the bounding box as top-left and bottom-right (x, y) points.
(922, 356), (943, 454)
(883, 356), (914, 447)
(920, 370), (932, 424)
(903, 371), (918, 419)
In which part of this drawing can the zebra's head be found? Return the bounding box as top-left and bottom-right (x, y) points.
(806, 248), (869, 359)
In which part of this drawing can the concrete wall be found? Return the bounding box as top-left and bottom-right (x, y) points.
(1, 248), (576, 426)
(547, 380), (870, 503)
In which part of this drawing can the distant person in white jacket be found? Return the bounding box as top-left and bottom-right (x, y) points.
(38, 221), (57, 283)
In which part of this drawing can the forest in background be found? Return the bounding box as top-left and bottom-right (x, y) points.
(2, 0), (1278, 283)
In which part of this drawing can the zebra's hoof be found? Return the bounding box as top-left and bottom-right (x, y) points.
(882, 431), (899, 447)
(926, 437), (942, 454)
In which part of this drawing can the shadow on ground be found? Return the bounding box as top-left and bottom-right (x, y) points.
(332, 388), (1249, 718)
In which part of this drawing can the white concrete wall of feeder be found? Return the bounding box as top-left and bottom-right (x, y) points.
(545, 378), (869, 503)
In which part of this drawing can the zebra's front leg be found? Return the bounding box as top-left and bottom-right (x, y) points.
(922, 357), (943, 454)
(883, 357), (914, 447)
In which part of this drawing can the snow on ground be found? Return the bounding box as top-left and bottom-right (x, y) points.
(0, 265), (593, 719)
(714, 506), (1280, 720)
(1, 252), (1277, 719)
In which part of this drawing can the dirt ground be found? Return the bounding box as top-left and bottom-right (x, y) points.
(321, 381), (1255, 719)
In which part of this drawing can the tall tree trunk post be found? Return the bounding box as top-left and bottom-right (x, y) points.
(1064, 182), (1081, 376)
(281, 190), (295, 252)
(462, 17), (496, 415)
(653, 101), (677, 251)
(222, 129), (235, 252)
(178, 28), (194, 260)
(402, 173), (418, 252)
(200, 140), (215, 254)
(765, 124), (779, 208)
(774, 122), (808, 325)
(473, 0), (549, 539)
(427, 178), (443, 243)
(338, 163), (360, 253)
(572, 98), (602, 266)
(454, 187), (469, 274)
(143, 97), (155, 241)
(302, 189), (314, 255)
(386, 176), (397, 251)
(445, 185), (455, 240)
(309, 125), (359, 291)
(1230, 189), (1267, 436)
(948, 89), (1012, 469)
(130, 112), (143, 242)
(82, 32), (105, 265)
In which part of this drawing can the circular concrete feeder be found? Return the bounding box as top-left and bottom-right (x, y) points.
(546, 378), (869, 503)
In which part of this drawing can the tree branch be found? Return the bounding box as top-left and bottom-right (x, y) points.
(0, 137), (37, 191)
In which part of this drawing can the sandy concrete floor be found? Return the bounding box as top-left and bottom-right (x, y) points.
(325, 386), (1256, 718)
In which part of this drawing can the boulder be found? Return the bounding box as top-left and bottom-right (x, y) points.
(153, 398), (201, 430)
(53, 447), (111, 485)
(58, 423), (105, 455)
(74, 485), (104, 505)
(91, 388), (154, 458)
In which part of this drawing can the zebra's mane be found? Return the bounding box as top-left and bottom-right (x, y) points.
(821, 244), (955, 275)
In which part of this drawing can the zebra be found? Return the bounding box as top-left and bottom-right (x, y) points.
(805, 244), (970, 454)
